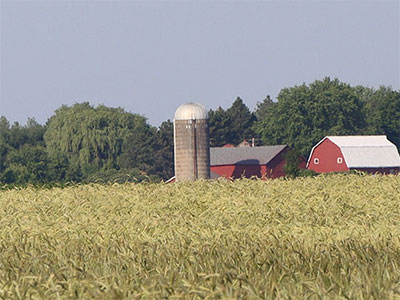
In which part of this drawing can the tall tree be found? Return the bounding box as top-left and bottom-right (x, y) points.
(360, 86), (400, 149)
(254, 77), (366, 156)
(0, 117), (11, 175)
(208, 107), (232, 147)
(44, 102), (154, 178)
(153, 120), (174, 180)
(208, 98), (256, 147)
(119, 120), (175, 181)
(254, 95), (276, 121)
(118, 123), (157, 175)
(226, 97), (257, 145)
(3, 144), (50, 184)
(0, 117), (49, 184)
(6, 118), (45, 150)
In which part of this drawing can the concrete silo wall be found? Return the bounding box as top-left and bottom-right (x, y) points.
(174, 119), (210, 181)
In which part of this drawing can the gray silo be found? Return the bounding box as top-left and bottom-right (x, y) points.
(174, 102), (210, 181)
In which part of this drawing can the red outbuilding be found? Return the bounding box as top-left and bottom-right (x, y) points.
(210, 144), (306, 179)
(307, 135), (400, 174)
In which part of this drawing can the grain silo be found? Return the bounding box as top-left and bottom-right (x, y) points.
(174, 102), (210, 181)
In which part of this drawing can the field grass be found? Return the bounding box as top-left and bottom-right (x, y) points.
(0, 174), (400, 299)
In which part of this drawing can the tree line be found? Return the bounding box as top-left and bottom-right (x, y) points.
(1, 77), (399, 185)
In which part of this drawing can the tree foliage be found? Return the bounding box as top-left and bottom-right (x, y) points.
(254, 77), (366, 156)
(209, 97), (256, 146)
(208, 107), (232, 147)
(360, 86), (400, 148)
(4, 144), (50, 184)
(226, 97), (257, 145)
(283, 149), (302, 178)
(118, 119), (174, 181)
(153, 120), (174, 180)
(44, 103), (152, 176)
(255, 95), (276, 121)
(0, 117), (49, 184)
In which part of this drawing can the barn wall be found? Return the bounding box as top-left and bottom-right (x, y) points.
(211, 164), (280, 179)
(233, 165), (262, 178)
(210, 165), (235, 178)
(211, 150), (306, 179)
(265, 154), (286, 179)
(211, 165), (262, 179)
(265, 148), (307, 179)
(308, 139), (349, 173)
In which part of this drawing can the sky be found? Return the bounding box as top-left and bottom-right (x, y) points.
(0, 0), (399, 127)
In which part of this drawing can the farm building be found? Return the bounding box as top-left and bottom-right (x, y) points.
(210, 144), (306, 179)
(307, 135), (400, 174)
(174, 102), (210, 181)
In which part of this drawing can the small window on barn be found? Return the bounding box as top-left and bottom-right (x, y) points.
(314, 158), (319, 165)
(337, 157), (343, 164)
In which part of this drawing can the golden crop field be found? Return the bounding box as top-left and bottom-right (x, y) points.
(0, 174), (400, 299)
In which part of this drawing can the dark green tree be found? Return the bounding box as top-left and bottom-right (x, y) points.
(361, 86), (400, 148)
(119, 120), (175, 181)
(118, 123), (157, 175)
(0, 117), (49, 184)
(2, 118), (45, 150)
(153, 120), (174, 180)
(3, 144), (50, 184)
(0, 117), (11, 175)
(254, 77), (366, 156)
(283, 149), (302, 178)
(226, 97), (257, 145)
(208, 98), (256, 147)
(208, 107), (232, 147)
(0, 117), (10, 141)
(44, 103), (153, 179)
(46, 153), (70, 182)
(254, 95), (276, 121)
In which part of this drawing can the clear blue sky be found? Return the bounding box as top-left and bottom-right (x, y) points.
(1, 0), (399, 127)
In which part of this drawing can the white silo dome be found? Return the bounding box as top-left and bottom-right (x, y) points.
(174, 102), (208, 120)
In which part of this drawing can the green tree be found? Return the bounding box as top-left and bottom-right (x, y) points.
(0, 116), (49, 184)
(46, 153), (70, 182)
(208, 107), (232, 147)
(3, 144), (50, 184)
(119, 120), (175, 181)
(0, 117), (11, 175)
(361, 86), (400, 148)
(44, 103), (153, 179)
(254, 95), (276, 121)
(283, 149), (302, 178)
(153, 120), (174, 180)
(0, 117), (10, 141)
(118, 123), (157, 175)
(226, 97), (257, 145)
(208, 98), (256, 147)
(254, 77), (366, 156)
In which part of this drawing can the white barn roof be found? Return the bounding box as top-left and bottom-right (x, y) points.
(311, 135), (400, 168)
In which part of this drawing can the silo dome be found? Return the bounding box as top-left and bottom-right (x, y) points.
(174, 102), (208, 120)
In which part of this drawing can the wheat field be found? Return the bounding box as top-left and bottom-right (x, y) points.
(0, 174), (400, 299)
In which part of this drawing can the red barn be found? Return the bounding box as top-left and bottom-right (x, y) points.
(307, 136), (400, 174)
(210, 145), (306, 179)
